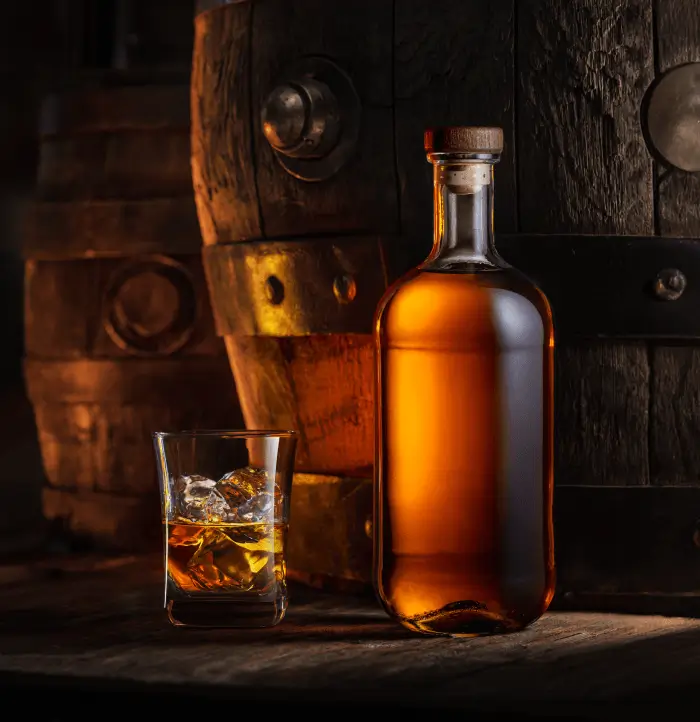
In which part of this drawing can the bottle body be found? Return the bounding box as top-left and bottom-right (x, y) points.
(374, 266), (555, 636)
(374, 127), (554, 636)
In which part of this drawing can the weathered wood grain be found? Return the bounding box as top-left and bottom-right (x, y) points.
(656, 0), (700, 70)
(657, 171), (700, 237)
(250, 0), (397, 238)
(517, 0), (654, 234)
(648, 2), (700, 488)
(649, 346), (700, 485)
(655, 1), (700, 236)
(23, 260), (93, 358)
(39, 85), (190, 135)
(554, 343), (649, 486)
(190, 1), (261, 243)
(1, 557), (700, 715)
(23, 198), (202, 258)
(30, 357), (240, 549)
(27, 359), (240, 486)
(37, 132), (193, 201)
(224, 335), (373, 475)
(23, 358), (237, 406)
(24, 257), (220, 358)
(394, 0), (516, 275)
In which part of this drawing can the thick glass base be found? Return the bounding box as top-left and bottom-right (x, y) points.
(397, 607), (529, 638)
(166, 596), (287, 628)
(384, 596), (549, 638)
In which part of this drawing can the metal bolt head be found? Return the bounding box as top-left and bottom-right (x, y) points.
(265, 275), (285, 305)
(333, 274), (357, 304)
(261, 77), (341, 160)
(261, 84), (307, 153)
(653, 268), (687, 301)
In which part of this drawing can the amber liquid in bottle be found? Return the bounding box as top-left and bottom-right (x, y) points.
(374, 130), (555, 636)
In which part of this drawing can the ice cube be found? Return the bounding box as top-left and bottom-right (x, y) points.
(203, 488), (232, 523)
(214, 466), (282, 523)
(175, 474), (217, 521)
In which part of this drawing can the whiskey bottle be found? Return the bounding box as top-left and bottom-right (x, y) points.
(373, 126), (555, 636)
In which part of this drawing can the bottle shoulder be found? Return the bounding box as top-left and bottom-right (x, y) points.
(375, 267), (554, 348)
(377, 266), (551, 317)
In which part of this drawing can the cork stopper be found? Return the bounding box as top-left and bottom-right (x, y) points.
(424, 126), (504, 154)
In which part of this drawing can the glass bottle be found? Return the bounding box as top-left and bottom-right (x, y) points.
(373, 126), (555, 637)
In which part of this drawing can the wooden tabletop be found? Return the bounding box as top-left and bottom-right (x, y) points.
(1, 553), (699, 720)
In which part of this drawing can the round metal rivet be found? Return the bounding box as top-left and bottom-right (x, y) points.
(333, 274), (357, 304)
(259, 57), (361, 182)
(261, 77), (340, 160)
(653, 268), (687, 301)
(265, 275), (285, 305)
(261, 84), (307, 153)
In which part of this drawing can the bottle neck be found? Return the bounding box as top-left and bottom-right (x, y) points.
(424, 160), (503, 271)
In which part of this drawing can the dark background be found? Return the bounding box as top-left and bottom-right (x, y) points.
(0, 0), (195, 555)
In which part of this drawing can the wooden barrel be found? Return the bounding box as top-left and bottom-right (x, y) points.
(24, 72), (243, 552)
(193, 0), (700, 611)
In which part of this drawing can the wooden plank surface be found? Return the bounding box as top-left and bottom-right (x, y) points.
(22, 198), (203, 258)
(250, 0), (397, 239)
(650, 0), (700, 484)
(656, 0), (700, 71)
(650, 3), (700, 488)
(25, 257), (221, 358)
(394, 0), (516, 276)
(650, 346), (700, 485)
(36, 131), (193, 201)
(0, 555), (700, 717)
(656, 0), (700, 236)
(554, 343), (649, 486)
(224, 334), (374, 475)
(190, 1), (262, 244)
(517, 0), (654, 234)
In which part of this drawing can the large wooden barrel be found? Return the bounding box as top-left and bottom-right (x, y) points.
(24, 72), (243, 552)
(193, 0), (700, 611)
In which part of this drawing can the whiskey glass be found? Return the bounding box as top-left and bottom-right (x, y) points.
(153, 430), (297, 628)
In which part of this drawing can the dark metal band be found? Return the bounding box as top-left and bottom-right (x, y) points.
(287, 476), (700, 611)
(499, 234), (700, 340)
(204, 233), (700, 339)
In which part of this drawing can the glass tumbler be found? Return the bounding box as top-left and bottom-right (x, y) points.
(153, 430), (297, 628)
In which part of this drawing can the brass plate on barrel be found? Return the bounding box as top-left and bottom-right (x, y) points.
(202, 236), (389, 336)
